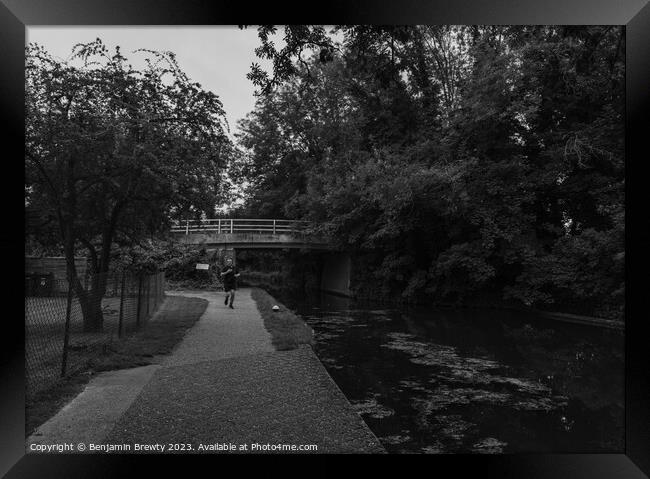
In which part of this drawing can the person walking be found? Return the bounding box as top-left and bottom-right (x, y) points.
(220, 257), (240, 309)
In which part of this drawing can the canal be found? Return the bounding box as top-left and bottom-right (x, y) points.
(269, 288), (624, 454)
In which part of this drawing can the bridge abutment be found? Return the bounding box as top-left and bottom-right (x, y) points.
(320, 252), (352, 297)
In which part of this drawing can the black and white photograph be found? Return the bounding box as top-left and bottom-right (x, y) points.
(2, 0), (649, 475)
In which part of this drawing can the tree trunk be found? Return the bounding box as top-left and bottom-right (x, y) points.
(58, 150), (107, 333)
(74, 273), (106, 333)
(66, 237), (110, 333)
(78, 294), (104, 333)
(65, 238), (106, 333)
(72, 200), (123, 332)
(62, 221), (105, 332)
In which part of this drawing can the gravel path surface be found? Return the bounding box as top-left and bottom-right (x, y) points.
(106, 288), (384, 453)
(26, 295), (207, 448)
(105, 346), (384, 453)
(29, 288), (384, 453)
(27, 365), (161, 448)
(162, 289), (274, 365)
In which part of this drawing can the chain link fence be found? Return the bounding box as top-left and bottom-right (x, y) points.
(25, 270), (165, 397)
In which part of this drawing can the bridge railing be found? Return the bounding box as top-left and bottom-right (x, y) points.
(170, 218), (315, 235)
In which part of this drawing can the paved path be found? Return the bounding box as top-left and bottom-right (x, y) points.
(26, 365), (161, 447)
(28, 288), (384, 453)
(162, 289), (275, 365)
(107, 288), (383, 453)
(105, 347), (384, 453)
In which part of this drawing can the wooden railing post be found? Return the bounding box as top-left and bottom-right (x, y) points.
(218, 218), (221, 234)
(230, 219), (233, 234)
(185, 220), (189, 235)
(273, 219), (276, 234)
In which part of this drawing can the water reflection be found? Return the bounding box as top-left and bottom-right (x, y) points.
(275, 289), (624, 453)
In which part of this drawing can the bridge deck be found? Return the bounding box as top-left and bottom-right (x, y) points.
(172, 218), (313, 235)
(172, 219), (334, 250)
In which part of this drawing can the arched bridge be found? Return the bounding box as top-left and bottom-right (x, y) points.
(170, 218), (334, 250)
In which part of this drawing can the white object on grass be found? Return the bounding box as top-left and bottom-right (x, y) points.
(195, 263), (210, 270)
(272, 305), (280, 312)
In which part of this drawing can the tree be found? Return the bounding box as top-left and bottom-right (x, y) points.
(237, 25), (624, 319)
(242, 25), (336, 95)
(25, 40), (232, 331)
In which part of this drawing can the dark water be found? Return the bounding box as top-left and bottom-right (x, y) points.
(273, 288), (624, 454)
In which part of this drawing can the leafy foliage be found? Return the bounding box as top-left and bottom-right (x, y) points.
(26, 40), (232, 328)
(237, 26), (624, 319)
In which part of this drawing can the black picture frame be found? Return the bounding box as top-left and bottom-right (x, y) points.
(2, 0), (649, 476)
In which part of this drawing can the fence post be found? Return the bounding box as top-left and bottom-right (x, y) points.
(185, 219), (189, 235)
(230, 218), (233, 234)
(149, 274), (153, 314)
(118, 270), (126, 338)
(136, 274), (143, 329)
(273, 219), (276, 234)
(145, 275), (150, 319)
(218, 218), (221, 233)
(60, 281), (74, 377)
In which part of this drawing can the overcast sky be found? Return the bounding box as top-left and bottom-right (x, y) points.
(26, 26), (274, 137)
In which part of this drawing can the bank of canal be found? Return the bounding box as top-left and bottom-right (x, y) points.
(264, 287), (624, 454)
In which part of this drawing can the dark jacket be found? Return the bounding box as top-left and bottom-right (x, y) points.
(222, 266), (238, 290)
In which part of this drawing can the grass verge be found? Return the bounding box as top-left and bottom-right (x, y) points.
(25, 295), (208, 436)
(250, 287), (314, 351)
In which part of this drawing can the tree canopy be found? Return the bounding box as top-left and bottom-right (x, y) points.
(235, 25), (624, 319)
(25, 39), (233, 329)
